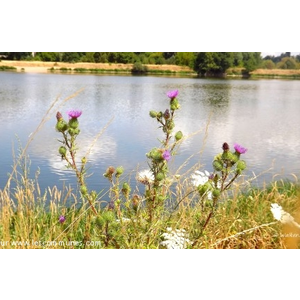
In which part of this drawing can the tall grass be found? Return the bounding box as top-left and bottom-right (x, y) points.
(1, 91), (300, 249)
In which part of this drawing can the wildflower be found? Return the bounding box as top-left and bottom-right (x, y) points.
(162, 150), (171, 161)
(234, 143), (247, 154)
(167, 90), (178, 99)
(59, 215), (66, 223)
(160, 228), (192, 249)
(270, 203), (295, 224)
(67, 110), (82, 119)
(137, 169), (154, 184)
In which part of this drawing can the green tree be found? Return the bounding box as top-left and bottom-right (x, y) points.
(94, 52), (108, 63)
(2, 52), (32, 60)
(277, 57), (298, 69)
(194, 52), (234, 76)
(242, 52), (261, 72)
(35, 52), (61, 61)
(81, 52), (95, 62)
(261, 59), (276, 69)
(61, 52), (83, 63)
(175, 52), (196, 68)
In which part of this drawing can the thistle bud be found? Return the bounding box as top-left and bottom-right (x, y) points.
(58, 146), (67, 157)
(56, 111), (63, 121)
(170, 98), (180, 110)
(157, 112), (163, 118)
(163, 109), (170, 120)
(132, 194), (140, 211)
(80, 185), (88, 195)
(175, 131), (183, 141)
(213, 160), (223, 172)
(56, 120), (68, 132)
(115, 166), (124, 177)
(104, 166), (115, 179)
(236, 160), (246, 171)
(149, 110), (158, 118)
(212, 189), (221, 198)
(222, 142), (230, 151)
(68, 128), (75, 136)
(122, 182), (131, 197)
(150, 148), (163, 161)
(69, 118), (79, 129)
(156, 172), (164, 181)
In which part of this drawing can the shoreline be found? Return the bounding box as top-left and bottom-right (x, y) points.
(0, 60), (196, 75)
(1, 60), (300, 78)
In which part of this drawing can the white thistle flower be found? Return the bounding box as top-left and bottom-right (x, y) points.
(160, 228), (192, 249)
(270, 203), (295, 224)
(137, 169), (154, 184)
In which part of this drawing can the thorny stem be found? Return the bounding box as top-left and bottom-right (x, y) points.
(62, 132), (97, 215)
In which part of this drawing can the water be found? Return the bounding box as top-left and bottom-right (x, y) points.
(1, 72), (300, 195)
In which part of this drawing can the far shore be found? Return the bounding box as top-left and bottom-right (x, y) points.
(0, 60), (195, 74)
(1, 60), (300, 78)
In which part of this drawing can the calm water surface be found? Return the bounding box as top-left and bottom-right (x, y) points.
(0, 72), (300, 194)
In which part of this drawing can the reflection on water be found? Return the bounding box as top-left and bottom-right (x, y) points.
(1, 73), (300, 193)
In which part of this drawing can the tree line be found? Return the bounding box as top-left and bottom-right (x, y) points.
(1, 52), (299, 75)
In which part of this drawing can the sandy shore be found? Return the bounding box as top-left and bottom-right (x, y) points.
(0, 60), (194, 74)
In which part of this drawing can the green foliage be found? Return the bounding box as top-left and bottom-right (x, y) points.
(242, 52), (262, 72)
(277, 57), (298, 69)
(0, 52), (32, 60)
(0, 65), (17, 71)
(194, 52), (235, 76)
(61, 52), (83, 63)
(35, 52), (61, 62)
(261, 59), (276, 69)
(131, 62), (148, 74)
(175, 52), (196, 68)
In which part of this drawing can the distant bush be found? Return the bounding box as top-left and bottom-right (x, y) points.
(0, 65), (17, 71)
(261, 60), (276, 69)
(131, 62), (148, 74)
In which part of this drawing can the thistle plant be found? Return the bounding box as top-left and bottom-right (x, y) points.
(55, 110), (97, 214)
(144, 90), (183, 216)
(103, 165), (131, 217)
(192, 142), (248, 235)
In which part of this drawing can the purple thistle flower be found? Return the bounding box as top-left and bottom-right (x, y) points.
(67, 110), (82, 119)
(234, 143), (247, 154)
(167, 90), (178, 99)
(59, 215), (66, 223)
(162, 150), (171, 161)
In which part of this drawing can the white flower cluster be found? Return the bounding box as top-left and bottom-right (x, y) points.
(270, 203), (296, 225)
(160, 228), (192, 249)
(136, 169), (154, 184)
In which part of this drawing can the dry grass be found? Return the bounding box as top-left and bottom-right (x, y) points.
(252, 69), (300, 75)
(0, 60), (194, 73)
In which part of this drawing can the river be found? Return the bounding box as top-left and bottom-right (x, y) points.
(0, 72), (299, 194)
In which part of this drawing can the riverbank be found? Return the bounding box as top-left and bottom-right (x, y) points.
(0, 60), (196, 76)
(2, 60), (300, 78)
